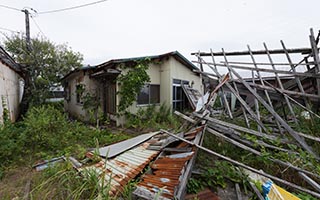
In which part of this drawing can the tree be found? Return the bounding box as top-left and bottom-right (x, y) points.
(3, 35), (83, 111)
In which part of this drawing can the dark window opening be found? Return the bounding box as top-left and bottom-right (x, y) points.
(172, 79), (190, 111)
(137, 84), (160, 105)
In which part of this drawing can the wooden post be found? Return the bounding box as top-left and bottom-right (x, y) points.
(195, 56), (267, 132)
(251, 70), (261, 132)
(210, 49), (233, 119)
(225, 63), (318, 158)
(281, 40), (311, 110)
(248, 45), (283, 133)
(263, 43), (298, 124)
(309, 28), (320, 102)
(222, 48), (251, 128)
(160, 129), (320, 199)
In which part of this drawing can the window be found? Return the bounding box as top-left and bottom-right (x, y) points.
(64, 83), (71, 101)
(172, 79), (189, 111)
(137, 84), (160, 105)
(76, 84), (85, 104)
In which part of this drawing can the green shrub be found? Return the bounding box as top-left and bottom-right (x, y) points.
(0, 105), (131, 171)
(125, 103), (181, 130)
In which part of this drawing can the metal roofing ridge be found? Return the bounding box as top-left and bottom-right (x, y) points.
(96, 131), (162, 158)
(0, 45), (22, 74)
(95, 51), (198, 70)
(60, 65), (96, 81)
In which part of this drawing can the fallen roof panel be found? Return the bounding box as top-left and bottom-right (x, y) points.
(96, 131), (160, 158)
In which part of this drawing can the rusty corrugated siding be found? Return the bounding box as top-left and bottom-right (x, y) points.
(79, 133), (168, 196)
(133, 126), (205, 199)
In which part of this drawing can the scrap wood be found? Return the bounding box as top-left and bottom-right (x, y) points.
(194, 56), (268, 132)
(222, 64), (318, 158)
(298, 172), (320, 193)
(193, 113), (287, 142)
(160, 129), (320, 199)
(206, 127), (320, 179)
(207, 122), (292, 152)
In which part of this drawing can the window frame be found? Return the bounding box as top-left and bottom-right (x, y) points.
(137, 84), (160, 106)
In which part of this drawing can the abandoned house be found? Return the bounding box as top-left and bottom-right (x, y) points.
(62, 51), (202, 125)
(0, 46), (24, 123)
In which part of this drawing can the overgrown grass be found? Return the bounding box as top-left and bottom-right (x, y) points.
(0, 105), (130, 179)
(125, 103), (181, 131)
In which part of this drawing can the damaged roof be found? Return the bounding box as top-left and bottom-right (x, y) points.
(61, 51), (198, 81)
(0, 45), (22, 74)
(95, 51), (198, 71)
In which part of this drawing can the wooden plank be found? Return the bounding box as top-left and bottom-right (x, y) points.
(192, 47), (313, 56)
(210, 49), (233, 119)
(249, 182), (264, 200)
(252, 70), (261, 132)
(263, 80), (320, 120)
(176, 126), (206, 199)
(309, 28), (320, 97)
(224, 61), (314, 66)
(174, 111), (197, 124)
(222, 48), (251, 128)
(195, 56), (267, 131)
(299, 172), (320, 192)
(235, 183), (243, 200)
(281, 40), (311, 109)
(248, 45), (283, 134)
(193, 70), (320, 100)
(161, 129), (320, 199)
(192, 60), (320, 78)
(225, 64), (318, 158)
(207, 124), (320, 179)
(207, 127), (261, 155)
(195, 113), (287, 142)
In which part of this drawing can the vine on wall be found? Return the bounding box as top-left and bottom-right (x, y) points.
(117, 59), (151, 113)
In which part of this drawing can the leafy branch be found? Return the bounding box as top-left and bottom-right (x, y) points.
(117, 59), (151, 113)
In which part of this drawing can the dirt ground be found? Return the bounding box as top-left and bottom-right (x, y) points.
(0, 167), (36, 200)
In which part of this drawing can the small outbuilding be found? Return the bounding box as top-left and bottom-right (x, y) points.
(0, 46), (24, 123)
(62, 51), (202, 125)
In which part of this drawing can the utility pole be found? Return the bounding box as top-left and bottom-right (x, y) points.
(19, 8), (32, 116)
(22, 9), (31, 51)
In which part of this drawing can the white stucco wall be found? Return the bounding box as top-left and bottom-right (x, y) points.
(64, 70), (98, 121)
(116, 56), (202, 125)
(0, 62), (23, 123)
(64, 55), (202, 126)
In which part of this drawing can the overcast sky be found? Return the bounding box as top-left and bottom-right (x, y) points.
(0, 0), (319, 67)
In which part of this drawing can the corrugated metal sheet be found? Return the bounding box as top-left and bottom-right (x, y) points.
(79, 133), (168, 196)
(96, 131), (160, 158)
(133, 126), (205, 199)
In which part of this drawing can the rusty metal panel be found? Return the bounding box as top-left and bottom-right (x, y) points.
(79, 132), (168, 196)
(133, 126), (205, 199)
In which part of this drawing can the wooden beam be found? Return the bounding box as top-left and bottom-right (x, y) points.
(210, 49), (233, 119)
(206, 127), (320, 179)
(194, 113), (286, 142)
(281, 40), (311, 109)
(174, 111), (197, 124)
(195, 56), (267, 132)
(222, 48), (251, 128)
(264, 42), (297, 123)
(192, 60), (320, 78)
(248, 45), (283, 134)
(191, 47), (313, 57)
(299, 172), (320, 192)
(224, 61), (314, 66)
(225, 64), (318, 158)
(309, 28), (320, 97)
(194, 70), (320, 100)
(160, 129), (320, 199)
(249, 182), (264, 200)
